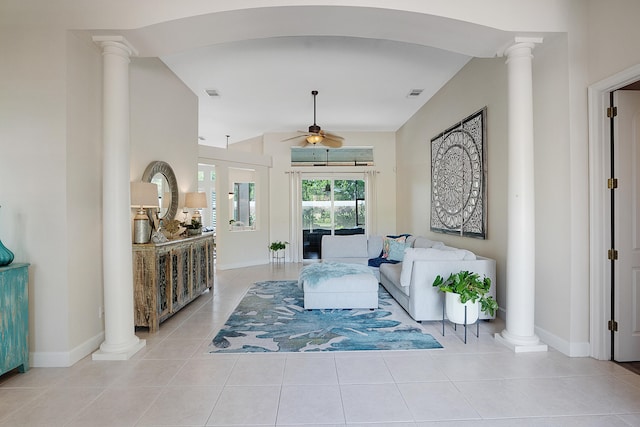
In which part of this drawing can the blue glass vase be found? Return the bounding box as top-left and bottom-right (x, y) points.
(0, 239), (14, 266)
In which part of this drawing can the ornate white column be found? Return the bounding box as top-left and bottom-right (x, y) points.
(495, 37), (548, 353)
(92, 36), (146, 360)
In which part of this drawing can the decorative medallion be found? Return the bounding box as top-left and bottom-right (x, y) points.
(430, 108), (486, 238)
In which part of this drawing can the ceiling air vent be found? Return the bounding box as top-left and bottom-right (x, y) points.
(205, 89), (220, 97)
(407, 89), (423, 98)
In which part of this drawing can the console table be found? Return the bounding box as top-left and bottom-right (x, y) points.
(0, 263), (30, 376)
(133, 233), (214, 332)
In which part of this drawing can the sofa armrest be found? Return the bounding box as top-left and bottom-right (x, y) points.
(408, 257), (497, 320)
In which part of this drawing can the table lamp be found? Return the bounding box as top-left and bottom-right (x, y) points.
(185, 192), (207, 224)
(131, 181), (159, 243)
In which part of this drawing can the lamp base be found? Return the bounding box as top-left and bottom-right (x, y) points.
(191, 211), (202, 226)
(133, 209), (151, 244)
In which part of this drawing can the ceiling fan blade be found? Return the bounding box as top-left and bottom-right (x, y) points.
(321, 138), (343, 148)
(281, 132), (309, 142)
(322, 131), (344, 141)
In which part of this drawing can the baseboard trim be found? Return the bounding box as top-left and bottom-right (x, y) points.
(31, 331), (105, 367)
(216, 259), (269, 270)
(535, 325), (590, 357)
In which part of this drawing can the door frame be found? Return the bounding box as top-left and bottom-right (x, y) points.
(588, 63), (640, 360)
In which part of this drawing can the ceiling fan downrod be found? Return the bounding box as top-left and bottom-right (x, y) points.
(308, 90), (321, 134)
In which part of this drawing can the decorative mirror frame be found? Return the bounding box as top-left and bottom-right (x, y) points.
(142, 160), (179, 222)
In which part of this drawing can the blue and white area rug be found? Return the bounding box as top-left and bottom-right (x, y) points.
(208, 280), (442, 353)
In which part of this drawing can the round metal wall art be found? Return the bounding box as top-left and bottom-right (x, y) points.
(430, 108), (486, 238)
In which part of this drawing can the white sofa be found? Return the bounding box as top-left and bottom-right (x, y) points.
(320, 234), (496, 322)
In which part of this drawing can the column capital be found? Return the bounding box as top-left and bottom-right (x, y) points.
(497, 36), (543, 58)
(92, 35), (138, 58)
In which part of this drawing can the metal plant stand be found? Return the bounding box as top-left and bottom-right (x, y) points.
(441, 297), (479, 344)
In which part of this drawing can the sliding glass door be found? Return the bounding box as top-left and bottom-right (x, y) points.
(302, 178), (365, 259)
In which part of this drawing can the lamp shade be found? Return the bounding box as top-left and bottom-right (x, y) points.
(131, 182), (159, 208)
(185, 192), (207, 209)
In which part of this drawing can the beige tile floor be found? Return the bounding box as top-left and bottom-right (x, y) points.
(1, 262), (640, 426)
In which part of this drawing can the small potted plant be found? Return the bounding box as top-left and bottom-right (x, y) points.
(269, 240), (288, 263)
(433, 270), (498, 324)
(268, 241), (288, 252)
(184, 218), (202, 236)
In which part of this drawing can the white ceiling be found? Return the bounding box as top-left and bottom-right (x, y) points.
(116, 6), (519, 147)
(161, 36), (472, 146)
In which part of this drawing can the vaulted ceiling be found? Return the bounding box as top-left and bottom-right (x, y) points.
(107, 6), (520, 147)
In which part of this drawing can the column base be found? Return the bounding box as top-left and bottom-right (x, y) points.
(495, 330), (548, 353)
(92, 338), (146, 361)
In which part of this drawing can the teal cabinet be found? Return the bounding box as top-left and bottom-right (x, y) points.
(0, 263), (29, 375)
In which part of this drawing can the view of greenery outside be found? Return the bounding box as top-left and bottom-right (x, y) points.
(233, 182), (256, 226)
(302, 179), (365, 231)
(196, 165), (216, 230)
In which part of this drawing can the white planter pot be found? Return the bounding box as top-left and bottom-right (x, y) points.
(445, 292), (479, 325)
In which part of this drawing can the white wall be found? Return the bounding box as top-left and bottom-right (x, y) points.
(531, 33), (573, 347)
(199, 146), (272, 270)
(396, 57), (509, 311)
(66, 31), (105, 361)
(588, 0), (640, 85)
(0, 26), (71, 366)
(130, 57), (199, 207)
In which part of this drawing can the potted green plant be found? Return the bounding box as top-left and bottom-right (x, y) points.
(432, 270), (498, 324)
(269, 240), (288, 263)
(268, 241), (289, 251)
(184, 218), (202, 236)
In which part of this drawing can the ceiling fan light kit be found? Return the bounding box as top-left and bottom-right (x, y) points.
(306, 134), (323, 144)
(283, 90), (344, 148)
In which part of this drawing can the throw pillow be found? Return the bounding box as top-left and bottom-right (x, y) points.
(387, 239), (408, 261)
(382, 235), (407, 258)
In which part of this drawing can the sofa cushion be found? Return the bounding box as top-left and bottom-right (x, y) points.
(438, 246), (477, 260)
(400, 247), (477, 287)
(379, 263), (409, 296)
(412, 237), (444, 249)
(367, 235), (384, 258)
(322, 234), (368, 258)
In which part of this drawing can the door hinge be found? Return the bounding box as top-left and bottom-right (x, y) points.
(608, 178), (618, 189)
(607, 106), (618, 118)
(608, 320), (618, 332)
(608, 249), (618, 260)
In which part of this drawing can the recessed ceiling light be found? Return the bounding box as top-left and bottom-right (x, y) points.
(407, 89), (423, 97)
(205, 89), (220, 97)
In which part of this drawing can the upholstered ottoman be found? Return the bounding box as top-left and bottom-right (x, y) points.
(298, 262), (379, 309)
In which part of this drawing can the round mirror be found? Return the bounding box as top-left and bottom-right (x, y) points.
(150, 173), (171, 218)
(142, 161), (178, 222)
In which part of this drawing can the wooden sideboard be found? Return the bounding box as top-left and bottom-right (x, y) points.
(132, 233), (214, 332)
(0, 263), (30, 376)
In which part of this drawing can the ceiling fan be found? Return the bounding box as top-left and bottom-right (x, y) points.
(283, 90), (344, 148)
